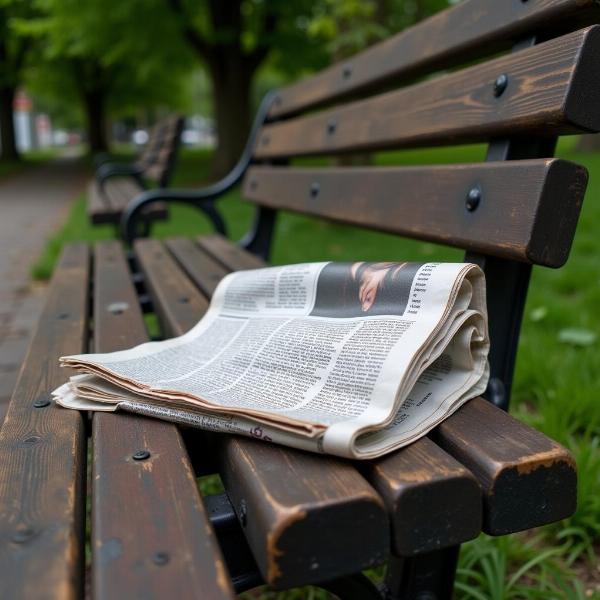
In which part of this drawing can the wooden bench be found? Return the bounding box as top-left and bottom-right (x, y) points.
(2, 1), (600, 598)
(88, 115), (183, 231)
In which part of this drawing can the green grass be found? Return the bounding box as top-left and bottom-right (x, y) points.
(33, 140), (600, 597)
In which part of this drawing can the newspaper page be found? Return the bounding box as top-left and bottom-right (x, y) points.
(54, 261), (489, 459)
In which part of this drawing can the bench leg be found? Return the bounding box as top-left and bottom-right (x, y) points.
(384, 546), (459, 600)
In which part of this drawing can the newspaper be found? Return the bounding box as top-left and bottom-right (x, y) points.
(53, 261), (489, 459)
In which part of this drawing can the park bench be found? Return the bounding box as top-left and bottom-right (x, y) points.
(87, 115), (183, 232)
(2, 1), (600, 598)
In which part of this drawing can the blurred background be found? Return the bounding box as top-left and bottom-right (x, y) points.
(1, 1), (599, 598)
(0, 0), (462, 175)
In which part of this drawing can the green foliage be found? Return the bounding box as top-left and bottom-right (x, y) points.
(23, 0), (196, 121)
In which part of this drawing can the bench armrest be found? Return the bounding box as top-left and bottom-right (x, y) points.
(122, 91), (280, 245)
(121, 185), (230, 243)
(96, 162), (145, 192)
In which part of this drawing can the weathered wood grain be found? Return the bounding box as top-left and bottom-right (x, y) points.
(434, 397), (577, 535)
(92, 241), (234, 599)
(243, 160), (587, 267)
(0, 244), (90, 600)
(197, 234), (265, 271)
(88, 180), (168, 225)
(137, 240), (391, 586)
(256, 27), (600, 158)
(166, 237), (229, 296)
(362, 437), (481, 557)
(270, 0), (600, 118)
(135, 239), (210, 331)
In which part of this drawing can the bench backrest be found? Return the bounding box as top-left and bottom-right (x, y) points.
(239, 0), (600, 410)
(136, 115), (184, 186)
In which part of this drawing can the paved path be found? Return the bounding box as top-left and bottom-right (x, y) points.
(0, 158), (88, 423)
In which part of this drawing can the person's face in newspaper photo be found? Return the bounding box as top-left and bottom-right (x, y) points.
(310, 261), (423, 318)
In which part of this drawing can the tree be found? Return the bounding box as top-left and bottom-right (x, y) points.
(166, 0), (324, 176)
(0, 0), (36, 161)
(26, 0), (195, 153)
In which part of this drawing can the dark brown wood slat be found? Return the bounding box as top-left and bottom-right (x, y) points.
(197, 234), (265, 271)
(362, 437), (481, 557)
(192, 236), (578, 540)
(270, 0), (600, 118)
(256, 27), (600, 158)
(166, 237), (229, 297)
(243, 159), (588, 267)
(92, 241), (234, 600)
(134, 239), (392, 586)
(434, 397), (577, 535)
(0, 244), (90, 600)
(88, 180), (168, 225)
(135, 239), (210, 331)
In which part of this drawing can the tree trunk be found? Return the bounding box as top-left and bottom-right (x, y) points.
(82, 88), (109, 154)
(208, 53), (253, 178)
(0, 86), (19, 161)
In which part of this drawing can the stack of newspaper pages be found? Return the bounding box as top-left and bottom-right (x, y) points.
(53, 261), (489, 459)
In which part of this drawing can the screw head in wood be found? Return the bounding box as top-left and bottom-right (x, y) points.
(310, 182), (320, 198)
(133, 450), (151, 461)
(326, 119), (337, 135)
(107, 302), (129, 315)
(33, 396), (51, 408)
(342, 64), (352, 79)
(153, 551), (170, 566)
(493, 73), (509, 97)
(466, 187), (481, 212)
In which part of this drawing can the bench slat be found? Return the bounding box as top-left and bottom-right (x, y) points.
(434, 397), (577, 535)
(363, 437), (481, 557)
(134, 239), (391, 586)
(256, 27), (600, 158)
(166, 237), (229, 296)
(88, 180), (168, 225)
(243, 160), (588, 267)
(270, 0), (600, 118)
(91, 241), (234, 599)
(0, 244), (90, 600)
(197, 234), (265, 271)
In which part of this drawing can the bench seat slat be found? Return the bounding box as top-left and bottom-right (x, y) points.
(256, 27), (600, 159)
(270, 0), (600, 118)
(88, 180), (168, 225)
(435, 397), (577, 535)
(196, 234), (265, 272)
(92, 241), (234, 599)
(243, 160), (588, 268)
(187, 235), (578, 536)
(0, 244), (90, 600)
(134, 239), (391, 587)
(363, 437), (481, 557)
(166, 237), (229, 296)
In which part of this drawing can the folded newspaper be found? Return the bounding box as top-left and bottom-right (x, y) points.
(53, 262), (489, 459)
